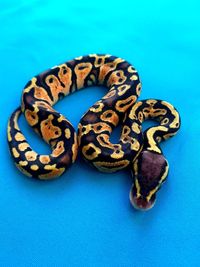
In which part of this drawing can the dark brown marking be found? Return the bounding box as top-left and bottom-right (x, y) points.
(82, 113), (98, 123)
(59, 154), (71, 165)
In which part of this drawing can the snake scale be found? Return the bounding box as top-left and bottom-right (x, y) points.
(7, 54), (181, 210)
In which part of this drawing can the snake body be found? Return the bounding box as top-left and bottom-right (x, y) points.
(7, 54), (180, 210)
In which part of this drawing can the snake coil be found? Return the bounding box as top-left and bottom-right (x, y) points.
(7, 54), (180, 210)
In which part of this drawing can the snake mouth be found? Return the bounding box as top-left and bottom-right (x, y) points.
(129, 191), (155, 211)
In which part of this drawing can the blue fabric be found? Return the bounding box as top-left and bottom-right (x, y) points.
(0, 0), (199, 266)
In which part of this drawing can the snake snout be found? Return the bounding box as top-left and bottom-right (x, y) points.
(129, 188), (156, 211)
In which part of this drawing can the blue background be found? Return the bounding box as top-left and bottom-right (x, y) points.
(0, 0), (199, 266)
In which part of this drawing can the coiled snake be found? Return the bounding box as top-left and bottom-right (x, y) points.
(7, 54), (181, 210)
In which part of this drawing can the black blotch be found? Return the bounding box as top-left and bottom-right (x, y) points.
(106, 112), (112, 118)
(123, 128), (128, 134)
(96, 125), (102, 131)
(49, 78), (53, 83)
(116, 72), (121, 77)
(86, 146), (96, 155)
(58, 92), (65, 100)
(78, 66), (87, 70)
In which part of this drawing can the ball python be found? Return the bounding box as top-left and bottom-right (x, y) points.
(7, 54), (181, 210)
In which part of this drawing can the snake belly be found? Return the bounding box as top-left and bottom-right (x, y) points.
(7, 54), (180, 210)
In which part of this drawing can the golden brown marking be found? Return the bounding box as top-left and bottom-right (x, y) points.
(161, 118), (170, 125)
(96, 134), (113, 149)
(110, 145), (124, 159)
(161, 101), (180, 128)
(89, 54), (110, 67)
(146, 126), (168, 153)
(146, 165), (169, 202)
(13, 110), (20, 130)
(74, 62), (93, 89)
(82, 143), (101, 160)
(91, 122), (112, 133)
(18, 143), (29, 151)
(40, 114), (62, 143)
(136, 83), (142, 96)
(93, 159), (129, 172)
(138, 111), (144, 123)
(118, 84), (131, 96)
(98, 57), (124, 84)
(7, 122), (12, 142)
(12, 148), (20, 158)
(25, 151), (37, 161)
(72, 133), (78, 163)
(107, 70), (127, 86)
(44, 164), (57, 170)
(102, 89), (116, 99)
(75, 56), (83, 60)
(146, 99), (157, 106)
(58, 64), (72, 96)
(30, 165), (39, 171)
(128, 66), (137, 73)
(130, 74), (138, 81)
(25, 109), (39, 126)
(116, 95), (137, 112)
(131, 122), (141, 134)
(39, 155), (51, 164)
(19, 160), (28, 166)
(100, 110), (119, 126)
(133, 159), (138, 176)
(135, 178), (141, 198)
(34, 101), (54, 112)
(45, 75), (64, 103)
(15, 132), (25, 142)
(65, 128), (71, 139)
(90, 101), (104, 113)
(52, 141), (65, 157)
(121, 125), (131, 137)
(129, 101), (143, 120)
(33, 83), (53, 104)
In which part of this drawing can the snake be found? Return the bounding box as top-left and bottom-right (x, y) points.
(7, 54), (181, 210)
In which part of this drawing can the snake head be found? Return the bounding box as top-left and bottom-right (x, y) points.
(130, 150), (169, 211)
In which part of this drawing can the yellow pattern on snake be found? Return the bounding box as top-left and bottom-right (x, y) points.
(7, 54), (181, 210)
